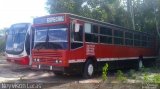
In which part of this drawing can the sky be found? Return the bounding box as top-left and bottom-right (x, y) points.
(0, 0), (48, 29)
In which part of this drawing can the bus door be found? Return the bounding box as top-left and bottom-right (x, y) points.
(69, 19), (85, 62)
(70, 20), (84, 49)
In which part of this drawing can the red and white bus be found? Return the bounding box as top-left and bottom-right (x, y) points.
(31, 13), (157, 78)
(5, 23), (32, 65)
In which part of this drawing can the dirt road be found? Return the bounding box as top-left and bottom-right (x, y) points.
(1, 56), (159, 89)
(0, 56), (102, 89)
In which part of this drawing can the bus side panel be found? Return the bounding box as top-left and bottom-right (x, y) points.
(96, 44), (156, 59)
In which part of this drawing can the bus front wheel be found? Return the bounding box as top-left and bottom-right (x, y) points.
(83, 60), (94, 78)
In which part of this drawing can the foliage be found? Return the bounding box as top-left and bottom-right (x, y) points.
(131, 67), (160, 83)
(140, 67), (151, 73)
(115, 70), (127, 82)
(143, 73), (160, 83)
(153, 75), (160, 83)
(102, 63), (109, 81)
(46, 0), (84, 15)
(143, 73), (150, 83)
(127, 69), (136, 79)
(46, 0), (129, 27)
(46, 0), (160, 34)
(0, 29), (7, 53)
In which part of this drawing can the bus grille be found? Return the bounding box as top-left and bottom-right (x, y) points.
(33, 51), (62, 58)
(32, 51), (62, 63)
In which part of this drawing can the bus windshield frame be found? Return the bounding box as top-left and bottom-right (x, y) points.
(6, 23), (29, 55)
(33, 25), (68, 50)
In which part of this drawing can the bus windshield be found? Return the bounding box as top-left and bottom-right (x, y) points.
(6, 23), (29, 54)
(34, 25), (68, 50)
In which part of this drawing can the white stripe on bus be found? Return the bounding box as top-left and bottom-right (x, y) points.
(68, 56), (157, 63)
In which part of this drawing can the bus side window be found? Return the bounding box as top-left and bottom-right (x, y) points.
(114, 30), (124, 45)
(125, 32), (133, 46)
(85, 23), (98, 43)
(25, 33), (30, 55)
(134, 34), (141, 46)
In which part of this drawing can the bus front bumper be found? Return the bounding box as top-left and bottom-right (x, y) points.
(31, 64), (65, 72)
(31, 63), (83, 74)
(6, 56), (29, 65)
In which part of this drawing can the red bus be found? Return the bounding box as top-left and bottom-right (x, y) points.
(5, 23), (32, 65)
(31, 13), (157, 78)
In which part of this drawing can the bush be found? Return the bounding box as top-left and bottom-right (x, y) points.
(102, 63), (109, 81)
(127, 69), (136, 79)
(153, 75), (160, 83)
(115, 70), (127, 82)
(143, 73), (160, 83)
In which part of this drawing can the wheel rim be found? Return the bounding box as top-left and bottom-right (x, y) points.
(88, 64), (94, 76)
(139, 60), (143, 68)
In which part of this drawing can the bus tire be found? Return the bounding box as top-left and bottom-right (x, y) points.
(83, 60), (94, 78)
(136, 59), (143, 70)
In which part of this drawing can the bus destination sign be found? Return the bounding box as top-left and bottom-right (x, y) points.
(34, 15), (65, 24)
(47, 16), (64, 23)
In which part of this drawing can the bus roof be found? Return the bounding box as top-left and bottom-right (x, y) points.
(68, 13), (153, 35)
(34, 13), (154, 35)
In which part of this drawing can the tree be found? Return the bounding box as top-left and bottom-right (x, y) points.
(0, 28), (8, 53)
(46, 0), (160, 33)
(46, 0), (126, 26)
(46, 0), (84, 15)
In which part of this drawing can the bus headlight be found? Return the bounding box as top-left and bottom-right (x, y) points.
(34, 59), (36, 62)
(55, 59), (62, 64)
(37, 59), (40, 62)
(55, 60), (58, 63)
(33, 59), (40, 62)
(59, 60), (62, 63)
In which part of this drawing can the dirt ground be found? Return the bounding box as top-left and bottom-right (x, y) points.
(0, 56), (159, 89)
(0, 56), (103, 89)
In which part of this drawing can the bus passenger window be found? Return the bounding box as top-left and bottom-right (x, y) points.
(134, 34), (141, 46)
(92, 25), (98, 33)
(84, 23), (98, 43)
(125, 32), (133, 46)
(100, 27), (112, 36)
(114, 30), (124, 45)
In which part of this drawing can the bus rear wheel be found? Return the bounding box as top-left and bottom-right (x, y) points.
(135, 59), (143, 70)
(83, 60), (94, 78)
